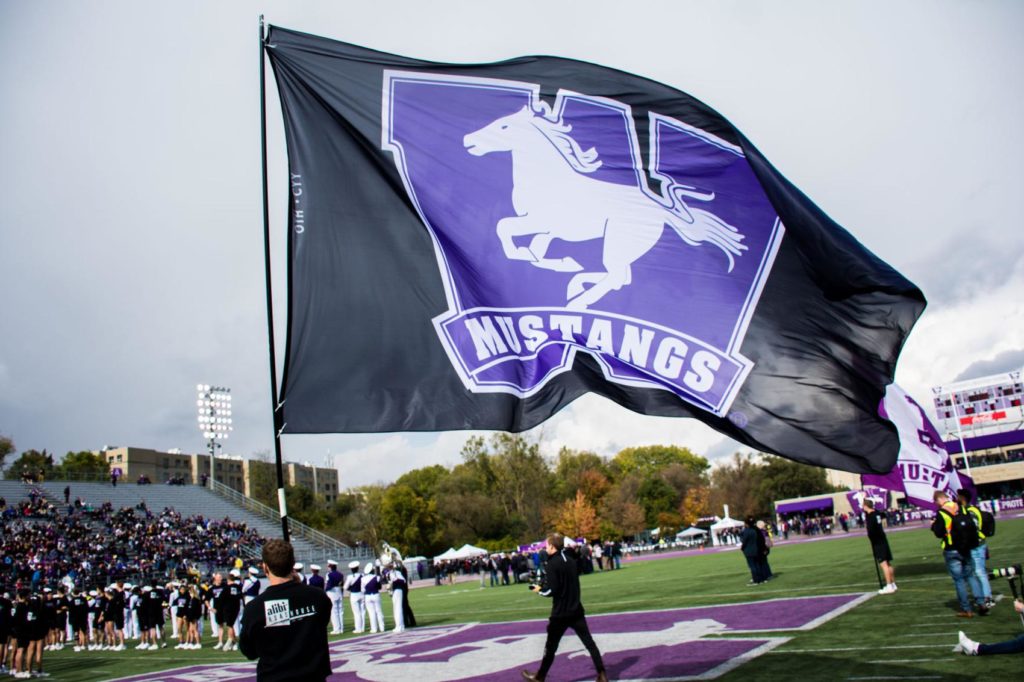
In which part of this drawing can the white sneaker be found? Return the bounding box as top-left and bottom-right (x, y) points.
(213, 642), (223, 650)
(877, 583), (896, 595)
(175, 643), (184, 649)
(957, 631), (979, 655)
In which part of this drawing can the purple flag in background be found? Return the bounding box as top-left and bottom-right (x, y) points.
(846, 486), (890, 515)
(863, 384), (975, 510)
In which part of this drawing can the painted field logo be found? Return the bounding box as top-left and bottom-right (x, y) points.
(382, 72), (784, 416)
(110, 594), (869, 682)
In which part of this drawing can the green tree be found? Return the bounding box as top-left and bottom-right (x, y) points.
(553, 448), (609, 500)
(343, 485), (386, 549)
(612, 445), (709, 479)
(0, 434), (14, 471)
(247, 452), (278, 508)
(755, 455), (840, 511)
(57, 451), (109, 479)
(285, 484), (329, 528)
(635, 476), (679, 526)
(394, 464), (449, 500)
(4, 449), (54, 480)
(379, 484), (441, 556)
(709, 452), (766, 519)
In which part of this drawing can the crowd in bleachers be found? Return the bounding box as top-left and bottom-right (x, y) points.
(0, 488), (266, 592)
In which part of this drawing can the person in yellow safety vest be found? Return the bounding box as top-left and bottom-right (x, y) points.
(930, 491), (987, 618)
(957, 490), (995, 609)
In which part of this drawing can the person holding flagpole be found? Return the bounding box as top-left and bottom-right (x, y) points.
(862, 499), (896, 594)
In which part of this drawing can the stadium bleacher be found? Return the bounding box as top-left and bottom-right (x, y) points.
(1, 480), (366, 566)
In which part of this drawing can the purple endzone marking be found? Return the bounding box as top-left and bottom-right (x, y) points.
(109, 593), (863, 682)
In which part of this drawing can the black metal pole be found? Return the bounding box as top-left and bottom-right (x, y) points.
(259, 14), (290, 543)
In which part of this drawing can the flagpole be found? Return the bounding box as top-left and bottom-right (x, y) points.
(259, 14), (290, 543)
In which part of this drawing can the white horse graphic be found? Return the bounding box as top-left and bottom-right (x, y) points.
(464, 104), (747, 310)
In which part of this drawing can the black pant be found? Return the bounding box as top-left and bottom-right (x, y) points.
(538, 613), (604, 678)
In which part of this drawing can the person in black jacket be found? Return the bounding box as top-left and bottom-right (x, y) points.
(522, 534), (608, 682)
(863, 499), (897, 594)
(739, 517), (765, 585)
(239, 540), (332, 681)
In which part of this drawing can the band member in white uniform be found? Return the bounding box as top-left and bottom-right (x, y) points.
(343, 561), (365, 634)
(324, 560), (344, 635)
(242, 566), (261, 606)
(362, 563), (385, 634)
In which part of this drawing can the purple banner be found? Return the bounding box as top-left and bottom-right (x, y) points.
(775, 498), (834, 515)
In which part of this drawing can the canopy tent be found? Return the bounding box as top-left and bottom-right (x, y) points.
(709, 516), (745, 547)
(454, 544), (488, 559)
(432, 547), (460, 564)
(775, 497), (834, 515)
(676, 527), (708, 538)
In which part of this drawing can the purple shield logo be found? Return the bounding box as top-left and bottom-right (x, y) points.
(382, 72), (784, 416)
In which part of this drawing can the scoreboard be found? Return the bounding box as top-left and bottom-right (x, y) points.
(932, 369), (1023, 437)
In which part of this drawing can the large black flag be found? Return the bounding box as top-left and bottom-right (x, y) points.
(265, 26), (925, 474)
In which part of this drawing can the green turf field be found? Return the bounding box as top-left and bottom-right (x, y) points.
(31, 517), (1024, 681)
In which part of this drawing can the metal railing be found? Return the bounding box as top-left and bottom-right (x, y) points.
(207, 479), (372, 562)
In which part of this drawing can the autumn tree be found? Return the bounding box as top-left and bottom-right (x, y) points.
(544, 490), (599, 539)
(678, 486), (710, 527)
(708, 452), (765, 519)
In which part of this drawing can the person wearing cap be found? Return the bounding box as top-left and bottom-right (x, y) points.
(239, 539), (332, 681)
(167, 581), (181, 641)
(324, 560), (344, 635)
(362, 563), (385, 634)
(293, 563), (307, 585)
(344, 561), (365, 634)
(308, 565), (325, 590)
(243, 566), (262, 606)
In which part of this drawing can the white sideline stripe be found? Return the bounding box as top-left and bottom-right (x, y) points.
(897, 633), (955, 638)
(769, 644), (950, 653)
(866, 659), (948, 664)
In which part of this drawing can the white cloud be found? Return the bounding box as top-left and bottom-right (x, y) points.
(895, 258), (1024, 403)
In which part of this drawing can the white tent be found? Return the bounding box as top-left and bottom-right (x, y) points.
(676, 527), (708, 538)
(709, 516), (745, 546)
(454, 544), (488, 559)
(675, 526), (708, 547)
(432, 547), (460, 564)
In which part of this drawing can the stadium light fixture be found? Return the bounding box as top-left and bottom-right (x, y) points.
(197, 384), (232, 488)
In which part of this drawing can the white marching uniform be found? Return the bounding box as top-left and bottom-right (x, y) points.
(362, 569), (385, 634)
(387, 567), (407, 633)
(325, 565), (345, 634)
(344, 568), (365, 634)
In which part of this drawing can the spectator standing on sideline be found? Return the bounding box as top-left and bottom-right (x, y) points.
(740, 517), (765, 585)
(931, 490), (987, 617)
(344, 561), (365, 634)
(521, 534), (607, 682)
(957, 490), (994, 609)
(239, 540), (332, 681)
(863, 499), (897, 594)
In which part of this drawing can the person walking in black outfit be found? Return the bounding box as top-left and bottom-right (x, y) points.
(522, 534), (608, 682)
(239, 540), (332, 681)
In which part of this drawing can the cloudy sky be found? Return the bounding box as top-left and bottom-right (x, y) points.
(1, 0), (1021, 488)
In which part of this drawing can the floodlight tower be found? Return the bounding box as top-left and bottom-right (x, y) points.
(196, 384), (232, 487)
